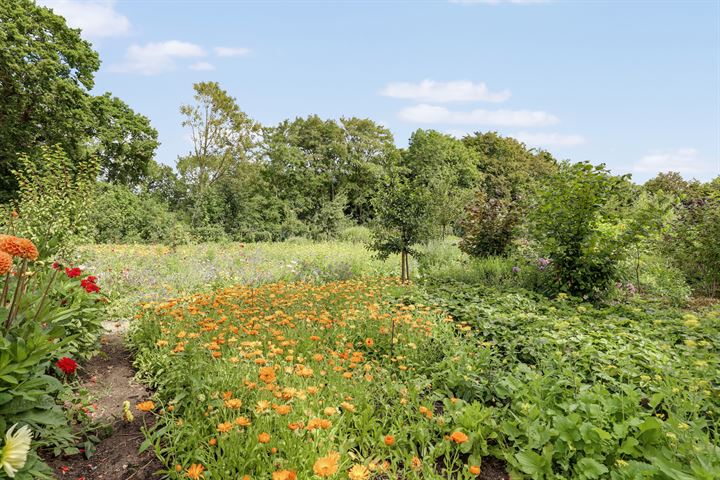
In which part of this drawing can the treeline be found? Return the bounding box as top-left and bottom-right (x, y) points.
(1, 0), (718, 301)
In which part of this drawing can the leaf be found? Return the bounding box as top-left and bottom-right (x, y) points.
(515, 450), (547, 477)
(575, 457), (608, 479)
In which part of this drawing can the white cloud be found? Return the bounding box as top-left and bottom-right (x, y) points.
(38, 0), (130, 37)
(111, 41), (206, 75)
(398, 104), (558, 127)
(381, 80), (510, 103)
(190, 61), (215, 71)
(214, 47), (252, 57)
(634, 148), (711, 174)
(513, 131), (586, 147)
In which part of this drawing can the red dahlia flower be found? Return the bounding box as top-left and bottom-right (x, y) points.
(56, 357), (78, 375)
(80, 276), (100, 293)
(66, 267), (82, 278)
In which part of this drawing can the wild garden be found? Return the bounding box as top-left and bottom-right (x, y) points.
(0, 1), (718, 479)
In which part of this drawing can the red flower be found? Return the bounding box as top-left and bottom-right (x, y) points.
(80, 276), (100, 293)
(52, 262), (62, 271)
(56, 357), (78, 375)
(66, 267), (82, 278)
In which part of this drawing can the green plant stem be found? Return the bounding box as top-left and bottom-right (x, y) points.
(32, 268), (59, 323)
(5, 259), (28, 330)
(0, 271), (10, 307)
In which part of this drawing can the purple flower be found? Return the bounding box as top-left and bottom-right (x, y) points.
(512, 266), (521, 274)
(626, 283), (637, 295)
(537, 258), (551, 270)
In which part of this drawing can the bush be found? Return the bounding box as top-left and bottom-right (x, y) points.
(530, 162), (629, 300)
(460, 186), (520, 257)
(2, 146), (98, 260)
(91, 183), (189, 244)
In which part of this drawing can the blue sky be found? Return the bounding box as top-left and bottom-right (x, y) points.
(40, 0), (720, 182)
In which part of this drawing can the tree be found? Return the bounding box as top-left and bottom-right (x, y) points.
(0, 0), (160, 199)
(403, 130), (480, 237)
(177, 82), (260, 196)
(87, 93), (159, 186)
(370, 165), (434, 282)
(460, 132), (557, 256)
(0, 0), (99, 201)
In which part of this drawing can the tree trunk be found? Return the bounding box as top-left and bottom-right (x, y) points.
(400, 250), (407, 283)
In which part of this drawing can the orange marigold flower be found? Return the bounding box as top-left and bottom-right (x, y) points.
(365, 338), (374, 347)
(224, 398), (242, 409)
(272, 470), (297, 480)
(340, 402), (355, 412)
(259, 366), (276, 383)
(136, 401), (155, 412)
(258, 432), (271, 443)
(411, 456), (422, 470)
(450, 431), (469, 444)
(217, 422), (233, 433)
(348, 464), (370, 480)
(185, 464), (205, 479)
(273, 404), (292, 415)
(469, 465), (481, 475)
(235, 416), (251, 426)
(313, 451), (340, 477)
(288, 421), (304, 431)
(384, 435), (395, 446)
(0, 252), (12, 275)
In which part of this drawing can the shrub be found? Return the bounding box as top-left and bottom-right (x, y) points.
(2, 146), (98, 260)
(459, 186), (520, 257)
(530, 162), (629, 300)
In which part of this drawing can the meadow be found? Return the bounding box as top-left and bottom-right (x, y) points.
(86, 242), (719, 479)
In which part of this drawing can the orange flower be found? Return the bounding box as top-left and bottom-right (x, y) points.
(348, 464), (370, 480)
(0, 236), (38, 261)
(288, 421), (304, 431)
(450, 431), (469, 444)
(136, 401), (155, 412)
(259, 366), (276, 383)
(273, 404), (292, 415)
(272, 470), (297, 480)
(306, 418), (332, 430)
(384, 435), (395, 446)
(411, 456), (422, 470)
(469, 465), (481, 475)
(313, 451), (340, 477)
(235, 416), (251, 427)
(365, 338), (374, 347)
(217, 422), (233, 433)
(224, 398), (242, 409)
(258, 432), (271, 443)
(185, 464), (205, 479)
(0, 252), (12, 275)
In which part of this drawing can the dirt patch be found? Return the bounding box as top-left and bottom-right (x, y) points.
(479, 457), (510, 480)
(44, 334), (164, 479)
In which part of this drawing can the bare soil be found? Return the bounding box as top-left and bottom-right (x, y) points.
(44, 333), (163, 480)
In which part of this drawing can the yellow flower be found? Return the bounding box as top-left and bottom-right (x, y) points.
(348, 464), (370, 480)
(1, 424), (32, 478)
(122, 401), (134, 423)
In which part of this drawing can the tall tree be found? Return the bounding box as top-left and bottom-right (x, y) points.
(87, 93), (159, 186)
(0, 0), (160, 200)
(0, 0), (99, 200)
(177, 82), (260, 195)
(404, 130), (480, 236)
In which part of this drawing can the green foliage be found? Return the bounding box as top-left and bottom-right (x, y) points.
(0, 0), (159, 199)
(88, 93), (159, 186)
(3, 146), (98, 260)
(416, 282), (720, 479)
(177, 82), (260, 199)
(664, 178), (720, 297)
(90, 183), (189, 245)
(338, 226), (372, 244)
(530, 162), (630, 300)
